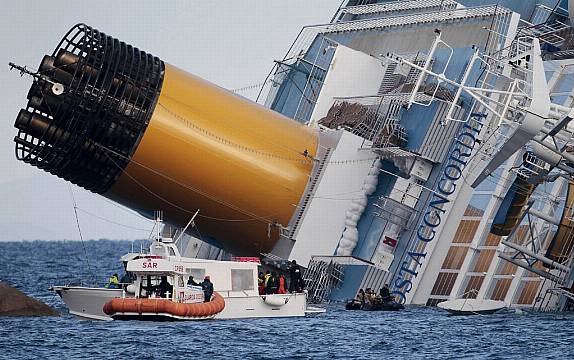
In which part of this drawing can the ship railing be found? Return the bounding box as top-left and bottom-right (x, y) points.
(384, 29), (539, 131)
(304, 256), (347, 304)
(255, 25), (332, 105)
(283, 146), (332, 241)
(373, 196), (415, 229)
(547, 287), (574, 302)
(327, 94), (420, 149)
(333, 0), (458, 23)
(518, 3), (571, 47)
(257, 5), (513, 106)
(537, 271), (574, 312)
(527, 3), (570, 26)
(497, 201), (573, 289)
(510, 151), (548, 180)
(517, 20), (570, 48)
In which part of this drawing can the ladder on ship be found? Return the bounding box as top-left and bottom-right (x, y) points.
(304, 258), (344, 304)
(537, 286), (574, 312)
(284, 148), (332, 240)
(518, 19), (571, 48)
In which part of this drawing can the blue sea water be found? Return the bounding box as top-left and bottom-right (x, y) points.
(1, 240), (574, 360)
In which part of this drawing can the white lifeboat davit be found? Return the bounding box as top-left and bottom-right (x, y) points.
(437, 299), (507, 315)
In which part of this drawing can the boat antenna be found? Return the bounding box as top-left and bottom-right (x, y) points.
(174, 209), (200, 244)
(8, 62), (41, 80)
(154, 210), (163, 241)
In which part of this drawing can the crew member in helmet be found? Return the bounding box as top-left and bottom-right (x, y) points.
(201, 275), (214, 302)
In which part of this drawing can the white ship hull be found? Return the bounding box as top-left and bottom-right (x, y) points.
(52, 286), (311, 320)
(52, 286), (123, 321)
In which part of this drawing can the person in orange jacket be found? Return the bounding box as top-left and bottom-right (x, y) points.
(278, 274), (287, 294)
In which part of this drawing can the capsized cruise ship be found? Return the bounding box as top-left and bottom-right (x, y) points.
(9, 0), (574, 311)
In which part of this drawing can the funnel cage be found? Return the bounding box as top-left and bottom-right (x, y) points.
(14, 24), (165, 193)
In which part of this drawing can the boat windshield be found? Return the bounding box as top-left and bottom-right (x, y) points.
(138, 275), (174, 298)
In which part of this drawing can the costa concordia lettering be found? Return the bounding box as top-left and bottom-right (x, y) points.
(392, 114), (485, 303)
(10, 0), (574, 311)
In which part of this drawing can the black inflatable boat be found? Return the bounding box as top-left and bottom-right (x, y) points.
(345, 299), (404, 311)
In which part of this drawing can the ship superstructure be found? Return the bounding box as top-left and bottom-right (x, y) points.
(250, 0), (574, 310)
(9, 0), (574, 311)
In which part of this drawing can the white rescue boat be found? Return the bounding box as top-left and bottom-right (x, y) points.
(437, 299), (507, 315)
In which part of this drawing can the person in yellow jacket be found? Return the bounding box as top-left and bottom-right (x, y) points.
(105, 273), (120, 289)
(264, 271), (271, 284)
(263, 271), (272, 292)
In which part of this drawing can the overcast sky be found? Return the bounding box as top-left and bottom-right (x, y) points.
(0, 0), (343, 241)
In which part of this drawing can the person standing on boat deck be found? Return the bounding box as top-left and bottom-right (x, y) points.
(201, 275), (214, 302)
(157, 276), (174, 298)
(105, 273), (120, 289)
(266, 272), (278, 294)
(264, 271), (271, 288)
(288, 260), (302, 293)
(278, 274), (287, 294)
(187, 275), (200, 287)
(272, 272), (280, 294)
(258, 272), (265, 295)
(119, 262), (134, 285)
(119, 272), (132, 285)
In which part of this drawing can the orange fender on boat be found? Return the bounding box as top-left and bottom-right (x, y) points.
(103, 292), (225, 318)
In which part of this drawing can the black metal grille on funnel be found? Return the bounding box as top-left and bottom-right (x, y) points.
(13, 24), (164, 193)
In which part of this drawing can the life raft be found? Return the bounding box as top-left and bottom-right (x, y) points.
(103, 292), (225, 319)
(262, 294), (290, 306)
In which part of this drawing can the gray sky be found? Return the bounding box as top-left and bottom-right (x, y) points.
(0, 0), (343, 241)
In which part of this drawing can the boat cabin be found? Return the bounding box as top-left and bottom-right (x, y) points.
(125, 240), (259, 303)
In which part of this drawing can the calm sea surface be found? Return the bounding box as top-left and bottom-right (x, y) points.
(1, 240), (573, 360)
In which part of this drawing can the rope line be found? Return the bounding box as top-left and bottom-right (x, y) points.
(231, 81), (269, 94)
(67, 184), (96, 284)
(96, 195), (155, 223)
(74, 207), (154, 233)
(97, 145), (275, 224)
(157, 102), (313, 164)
